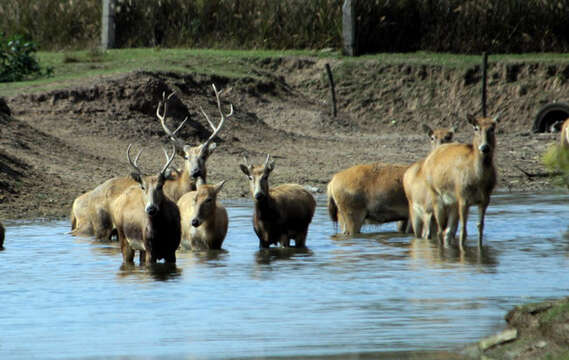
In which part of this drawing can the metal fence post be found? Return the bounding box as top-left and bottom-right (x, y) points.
(342, 0), (357, 56)
(101, 0), (116, 50)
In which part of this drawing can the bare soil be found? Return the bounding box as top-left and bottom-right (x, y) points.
(0, 57), (566, 220)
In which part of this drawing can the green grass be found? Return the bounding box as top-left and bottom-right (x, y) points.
(4, 48), (569, 97)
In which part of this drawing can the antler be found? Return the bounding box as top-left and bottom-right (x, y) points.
(160, 144), (177, 177)
(264, 154), (271, 167)
(156, 91), (188, 150)
(199, 83), (234, 149)
(127, 144), (145, 175)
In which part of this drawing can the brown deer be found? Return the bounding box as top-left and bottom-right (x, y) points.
(560, 118), (569, 148)
(422, 114), (499, 246)
(403, 124), (456, 239)
(0, 220), (4, 250)
(239, 155), (316, 248)
(177, 181), (228, 250)
(69, 84), (232, 240)
(111, 144), (181, 265)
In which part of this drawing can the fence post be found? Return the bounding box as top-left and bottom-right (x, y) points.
(342, 0), (357, 56)
(325, 64), (337, 117)
(482, 52), (488, 117)
(101, 0), (116, 50)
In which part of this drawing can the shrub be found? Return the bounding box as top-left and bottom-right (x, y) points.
(0, 33), (51, 83)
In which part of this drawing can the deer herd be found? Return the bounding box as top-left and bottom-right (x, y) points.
(66, 83), (503, 264)
(4, 81), (543, 264)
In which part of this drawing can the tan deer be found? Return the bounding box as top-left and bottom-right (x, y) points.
(422, 114), (499, 246)
(111, 145), (181, 265)
(69, 84), (232, 240)
(177, 181), (228, 250)
(240, 155), (316, 248)
(560, 118), (569, 148)
(403, 124), (456, 239)
(327, 163), (410, 235)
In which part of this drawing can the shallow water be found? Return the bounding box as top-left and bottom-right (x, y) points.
(1, 192), (568, 359)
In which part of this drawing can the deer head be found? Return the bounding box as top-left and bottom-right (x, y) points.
(127, 144), (176, 217)
(240, 154), (274, 201)
(157, 85), (233, 184)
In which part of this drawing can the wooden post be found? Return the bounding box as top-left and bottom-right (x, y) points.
(101, 0), (116, 50)
(482, 52), (488, 117)
(342, 0), (357, 56)
(325, 63), (337, 117)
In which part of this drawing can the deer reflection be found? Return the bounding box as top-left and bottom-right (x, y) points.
(255, 247), (313, 265)
(117, 262), (182, 282)
(408, 237), (498, 270)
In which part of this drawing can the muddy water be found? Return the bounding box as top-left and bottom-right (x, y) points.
(1, 193), (568, 359)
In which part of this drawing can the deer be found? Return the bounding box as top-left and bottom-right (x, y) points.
(422, 114), (499, 247)
(111, 144), (181, 265)
(239, 155), (316, 248)
(560, 118), (569, 148)
(403, 124), (456, 239)
(157, 85), (233, 199)
(69, 84), (232, 240)
(327, 162), (410, 235)
(177, 181), (228, 250)
(0, 220), (4, 250)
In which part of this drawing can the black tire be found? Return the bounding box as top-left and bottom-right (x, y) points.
(533, 102), (569, 133)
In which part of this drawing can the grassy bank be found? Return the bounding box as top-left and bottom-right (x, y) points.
(3, 48), (569, 97)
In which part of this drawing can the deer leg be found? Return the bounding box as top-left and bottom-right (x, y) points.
(422, 212), (433, 239)
(458, 200), (469, 247)
(477, 202), (488, 247)
(444, 204), (459, 245)
(433, 201), (447, 243)
(410, 205), (423, 238)
(139, 250), (146, 265)
(294, 231), (307, 248)
(120, 237), (135, 264)
(280, 233), (290, 248)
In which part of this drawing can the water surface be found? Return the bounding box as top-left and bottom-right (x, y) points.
(1, 192), (568, 359)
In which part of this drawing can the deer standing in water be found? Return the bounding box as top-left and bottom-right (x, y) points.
(403, 124), (456, 239)
(422, 114), (499, 247)
(177, 181), (228, 250)
(70, 84), (231, 240)
(111, 145), (181, 265)
(240, 155), (316, 248)
(328, 123), (457, 236)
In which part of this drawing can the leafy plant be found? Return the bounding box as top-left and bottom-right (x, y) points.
(0, 33), (51, 83)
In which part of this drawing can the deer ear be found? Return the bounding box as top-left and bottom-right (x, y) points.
(422, 123), (433, 137)
(239, 164), (250, 177)
(466, 113), (477, 126)
(130, 172), (142, 184)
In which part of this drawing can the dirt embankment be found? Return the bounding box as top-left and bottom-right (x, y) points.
(1, 57), (568, 219)
(463, 297), (569, 359)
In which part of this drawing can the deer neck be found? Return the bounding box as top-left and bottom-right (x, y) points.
(472, 137), (495, 171)
(254, 193), (278, 221)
